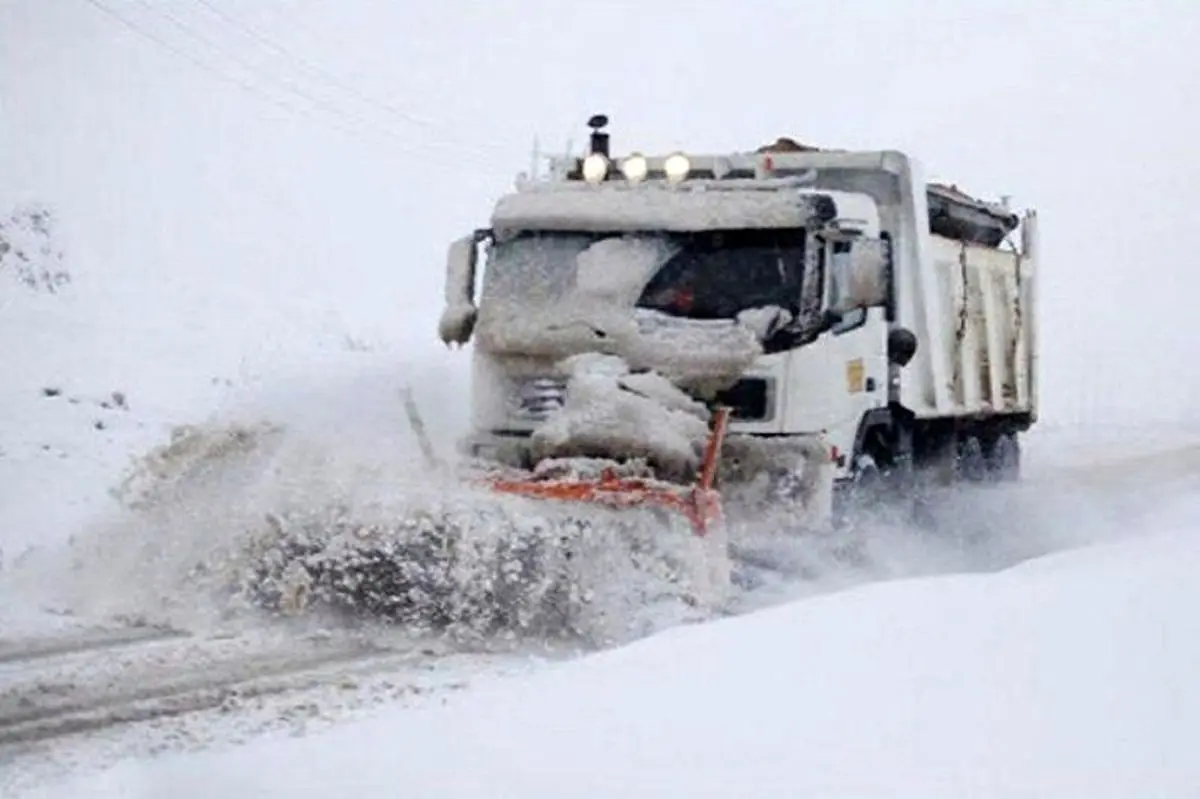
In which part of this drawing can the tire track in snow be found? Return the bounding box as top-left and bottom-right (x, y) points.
(0, 625), (459, 749)
(0, 625), (186, 667)
(0, 643), (398, 747)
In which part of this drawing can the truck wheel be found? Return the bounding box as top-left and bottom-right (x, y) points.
(832, 454), (883, 529)
(852, 454), (884, 496)
(956, 435), (988, 482)
(985, 432), (1021, 482)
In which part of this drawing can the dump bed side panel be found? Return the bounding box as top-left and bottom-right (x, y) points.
(908, 234), (1036, 420)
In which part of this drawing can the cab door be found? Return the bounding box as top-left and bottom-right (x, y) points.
(781, 237), (889, 470)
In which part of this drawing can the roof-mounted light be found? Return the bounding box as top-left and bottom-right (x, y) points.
(581, 152), (609, 184)
(620, 154), (648, 184)
(663, 152), (691, 184)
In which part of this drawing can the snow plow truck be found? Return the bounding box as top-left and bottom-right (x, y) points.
(242, 116), (1038, 637)
(438, 115), (1037, 576)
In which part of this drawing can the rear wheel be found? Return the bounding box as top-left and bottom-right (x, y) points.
(984, 432), (1021, 482)
(957, 434), (988, 482)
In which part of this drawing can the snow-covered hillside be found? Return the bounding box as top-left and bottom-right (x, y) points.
(0, 191), (472, 559)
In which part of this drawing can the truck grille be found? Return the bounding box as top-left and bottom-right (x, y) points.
(512, 376), (566, 422)
(511, 376), (772, 424)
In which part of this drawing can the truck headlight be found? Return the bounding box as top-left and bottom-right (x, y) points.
(582, 153), (609, 184)
(620, 154), (648, 184)
(663, 152), (691, 184)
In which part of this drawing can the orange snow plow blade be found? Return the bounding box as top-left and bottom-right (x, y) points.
(483, 407), (732, 537)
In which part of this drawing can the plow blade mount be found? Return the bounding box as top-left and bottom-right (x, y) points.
(482, 407), (732, 537)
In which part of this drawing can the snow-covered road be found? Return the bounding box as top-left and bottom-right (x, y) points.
(0, 616), (557, 792)
(3, 430), (1198, 796)
(4, 443), (1196, 798)
(2, 625), (432, 748)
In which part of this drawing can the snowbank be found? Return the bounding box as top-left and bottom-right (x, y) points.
(26, 500), (1200, 799)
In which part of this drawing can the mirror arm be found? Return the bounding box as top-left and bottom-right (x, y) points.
(820, 308), (844, 333)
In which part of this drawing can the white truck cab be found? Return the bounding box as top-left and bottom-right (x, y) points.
(439, 116), (1038, 500)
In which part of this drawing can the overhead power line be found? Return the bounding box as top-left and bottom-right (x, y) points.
(187, 0), (452, 139)
(80, 0), (313, 121)
(80, 0), (515, 162)
(127, 0), (419, 145)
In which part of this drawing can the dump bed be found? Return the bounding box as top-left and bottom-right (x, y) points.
(917, 231), (1036, 419)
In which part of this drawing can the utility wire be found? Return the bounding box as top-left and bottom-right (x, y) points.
(82, 0), (511, 162)
(184, 0), (516, 159)
(187, 0), (446, 138)
(127, 0), (413, 144)
(81, 0), (411, 151)
(80, 0), (314, 122)
(144, 0), (511, 159)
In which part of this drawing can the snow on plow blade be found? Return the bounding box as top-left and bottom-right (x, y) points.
(226, 408), (737, 642)
(481, 407), (731, 538)
(477, 406), (735, 612)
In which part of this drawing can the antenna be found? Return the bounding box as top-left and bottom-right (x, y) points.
(587, 113), (610, 157)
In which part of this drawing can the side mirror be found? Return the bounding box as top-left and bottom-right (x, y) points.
(437, 234), (480, 347)
(828, 237), (890, 315)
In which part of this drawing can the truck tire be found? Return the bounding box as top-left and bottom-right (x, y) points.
(985, 432), (1021, 482)
(957, 434), (988, 482)
(831, 454), (883, 529)
(853, 452), (880, 477)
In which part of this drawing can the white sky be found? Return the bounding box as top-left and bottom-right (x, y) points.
(2, 0), (1198, 425)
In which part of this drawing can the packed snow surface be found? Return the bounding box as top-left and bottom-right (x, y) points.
(22, 487), (1200, 798)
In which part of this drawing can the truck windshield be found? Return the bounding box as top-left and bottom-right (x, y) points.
(635, 228), (807, 320)
(479, 228), (808, 321)
(480, 233), (593, 309)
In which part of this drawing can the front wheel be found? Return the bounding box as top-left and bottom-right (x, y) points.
(832, 454), (892, 529)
